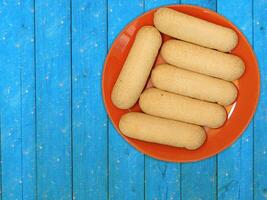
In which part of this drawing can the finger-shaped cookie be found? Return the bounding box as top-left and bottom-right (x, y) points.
(112, 26), (162, 109)
(152, 64), (238, 106)
(154, 7), (238, 52)
(139, 88), (227, 128)
(119, 112), (206, 150)
(161, 40), (245, 81)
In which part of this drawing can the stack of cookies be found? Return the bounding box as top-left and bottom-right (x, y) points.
(111, 8), (245, 150)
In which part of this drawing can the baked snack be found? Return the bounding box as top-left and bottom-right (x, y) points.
(151, 64), (238, 106)
(119, 112), (206, 150)
(161, 40), (245, 81)
(154, 7), (238, 52)
(111, 26), (162, 109)
(139, 88), (227, 128)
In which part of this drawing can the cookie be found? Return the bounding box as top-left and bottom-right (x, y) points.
(111, 26), (162, 109)
(139, 88), (227, 128)
(161, 40), (245, 81)
(154, 7), (238, 52)
(119, 112), (206, 150)
(151, 64), (238, 106)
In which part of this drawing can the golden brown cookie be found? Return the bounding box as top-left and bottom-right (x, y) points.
(154, 7), (238, 52)
(111, 26), (162, 109)
(139, 88), (227, 128)
(151, 64), (238, 106)
(119, 112), (206, 150)
(161, 40), (245, 81)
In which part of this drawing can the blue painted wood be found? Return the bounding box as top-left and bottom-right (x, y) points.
(179, 1), (217, 200)
(0, 1), (22, 199)
(35, 0), (72, 199)
(145, 0), (179, 10)
(0, 1), (267, 199)
(144, 1), (181, 200)
(145, 157), (181, 200)
(108, 1), (145, 200)
(0, 117), (1, 200)
(0, 0), (36, 199)
(181, 0), (216, 8)
(253, 0), (267, 199)
(217, 1), (253, 199)
(72, 0), (108, 199)
(20, 0), (37, 199)
(181, 158), (217, 200)
(217, 126), (253, 200)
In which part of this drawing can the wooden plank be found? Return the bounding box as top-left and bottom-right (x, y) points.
(0, 0), (36, 199)
(20, 0), (37, 199)
(144, 1), (181, 200)
(0, 117), (1, 200)
(217, 1), (253, 199)
(217, 126), (253, 200)
(0, 4), (23, 197)
(181, 158), (217, 200)
(145, 0), (179, 10)
(145, 157), (181, 200)
(253, 0), (267, 199)
(72, 0), (108, 199)
(180, 0), (216, 8)
(35, 0), (72, 199)
(108, 1), (144, 199)
(179, 1), (217, 200)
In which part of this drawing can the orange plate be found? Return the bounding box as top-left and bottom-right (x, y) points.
(102, 5), (260, 162)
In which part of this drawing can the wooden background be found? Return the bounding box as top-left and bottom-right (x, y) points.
(0, 0), (266, 199)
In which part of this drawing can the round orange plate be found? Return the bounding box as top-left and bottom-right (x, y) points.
(102, 5), (260, 162)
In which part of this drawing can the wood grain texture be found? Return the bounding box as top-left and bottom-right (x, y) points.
(144, 1), (181, 200)
(217, 0), (253, 199)
(253, 0), (267, 199)
(0, 0), (266, 199)
(20, 0), (37, 199)
(72, 0), (108, 199)
(181, 0), (216, 8)
(35, 0), (72, 199)
(145, 157), (181, 200)
(180, 1), (217, 200)
(0, 1), (23, 199)
(108, 1), (145, 200)
(0, 0), (36, 199)
(181, 158), (217, 200)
